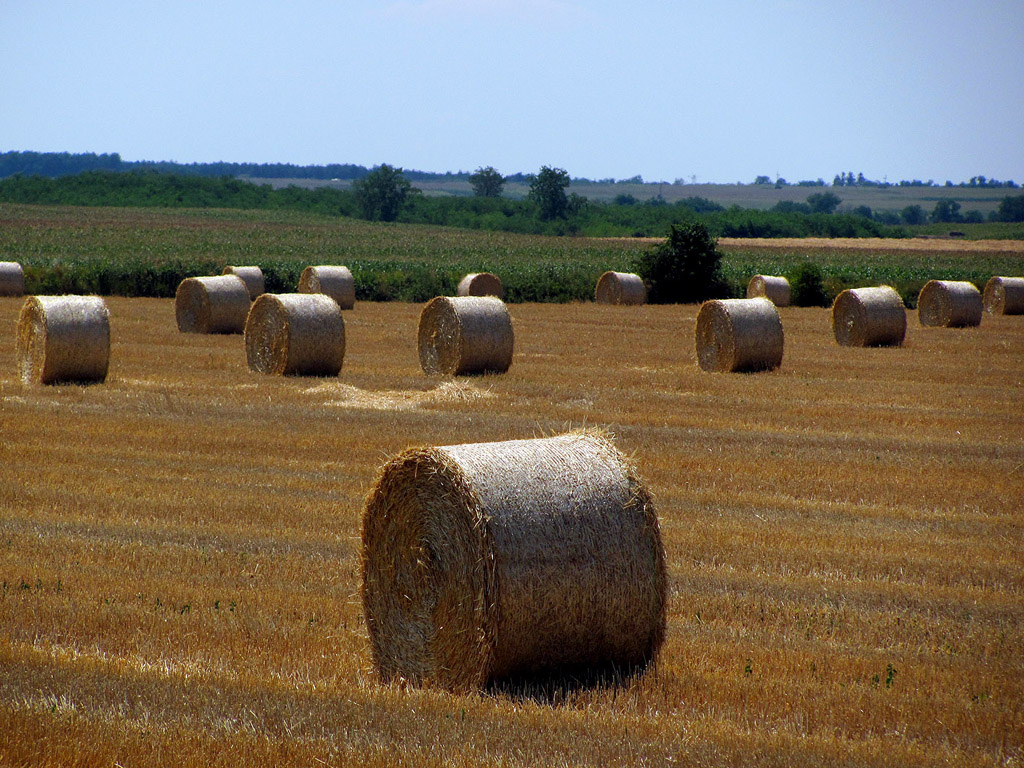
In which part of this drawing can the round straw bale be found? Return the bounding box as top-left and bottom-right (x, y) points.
(0, 262), (25, 297)
(175, 275), (251, 334)
(298, 265), (355, 310)
(831, 286), (907, 347)
(983, 276), (1024, 315)
(694, 297), (784, 373)
(418, 296), (513, 375)
(917, 280), (982, 328)
(361, 431), (667, 691)
(594, 271), (647, 305)
(746, 274), (791, 306)
(456, 272), (504, 299)
(244, 293), (345, 376)
(16, 295), (110, 385)
(222, 265), (265, 299)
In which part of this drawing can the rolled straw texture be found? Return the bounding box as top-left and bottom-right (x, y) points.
(361, 431), (667, 691)
(0, 262), (25, 297)
(418, 296), (513, 375)
(456, 272), (504, 299)
(298, 265), (355, 310)
(917, 280), (982, 328)
(175, 275), (251, 334)
(244, 293), (345, 376)
(831, 286), (907, 347)
(16, 295), (110, 385)
(695, 297), (784, 373)
(222, 265), (265, 300)
(746, 275), (791, 307)
(983, 276), (1024, 315)
(594, 271), (647, 305)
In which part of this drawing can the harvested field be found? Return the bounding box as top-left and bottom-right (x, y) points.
(1, 296), (1022, 767)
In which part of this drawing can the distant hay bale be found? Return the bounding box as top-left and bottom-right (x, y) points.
(418, 296), (513, 375)
(595, 271), (647, 305)
(222, 265), (265, 300)
(16, 295), (110, 385)
(746, 275), (791, 306)
(298, 265), (355, 310)
(175, 275), (251, 334)
(917, 280), (982, 328)
(983, 276), (1024, 315)
(244, 293), (345, 376)
(694, 297), (784, 373)
(0, 262), (25, 297)
(456, 272), (504, 299)
(361, 431), (667, 691)
(831, 286), (906, 347)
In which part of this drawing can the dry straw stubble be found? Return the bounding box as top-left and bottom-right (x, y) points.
(831, 286), (907, 347)
(360, 431), (667, 691)
(0, 261), (25, 297)
(457, 272), (504, 299)
(418, 295), (513, 375)
(594, 271), (647, 305)
(695, 297), (784, 373)
(222, 265), (265, 300)
(746, 274), (791, 306)
(983, 276), (1024, 315)
(244, 293), (345, 376)
(175, 275), (252, 334)
(298, 265), (356, 310)
(16, 295), (110, 385)
(917, 280), (983, 328)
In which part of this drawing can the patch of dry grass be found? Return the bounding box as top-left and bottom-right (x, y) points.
(1, 296), (1022, 766)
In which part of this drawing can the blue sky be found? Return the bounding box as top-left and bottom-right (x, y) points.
(3, 0), (1023, 183)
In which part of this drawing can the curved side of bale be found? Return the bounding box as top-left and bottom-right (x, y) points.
(418, 296), (513, 375)
(456, 272), (504, 299)
(175, 275), (251, 334)
(16, 295), (110, 385)
(594, 271), (647, 305)
(831, 286), (907, 347)
(746, 275), (791, 307)
(298, 265), (356, 310)
(0, 262), (25, 297)
(918, 280), (983, 328)
(244, 293), (345, 376)
(983, 276), (1024, 315)
(222, 265), (265, 300)
(695, 298), (784, 373)
(361, 431), (667, 691)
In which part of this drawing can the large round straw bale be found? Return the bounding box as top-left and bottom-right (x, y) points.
(594, 271), (647, 305)
(831, 286), (907, 347)
(244, 293), (345, 376)
(298, 265), (355, 310)
(983, 276), (1024, 315)
(0, 262), (25, 297)
(16, 295), (110, 385)
(456, 272), (504, 299)
(222, 265), (265, 299)
(175, 275), (251, 334)
(418, 296), (513, 375)
(361, 431), (667, 691)
(694, 297), (784, 373)
(917, 280), (982, 328)
(746, 274), (791, 306)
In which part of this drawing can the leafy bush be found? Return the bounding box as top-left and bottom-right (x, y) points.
(788, 262), (829, 307)
(634, 222), (731, 303)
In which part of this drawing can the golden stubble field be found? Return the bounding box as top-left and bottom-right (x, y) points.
(1, 296), (1022, 767)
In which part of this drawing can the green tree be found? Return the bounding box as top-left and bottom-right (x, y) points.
(528, 166), (570, 220)
(931, 199), (963, 223)
(996, 193), (1024, 222)
(634, 222), (729, 303)
(353, 164), (413, 221)
(469, 166), (505, 198)
(807, 191), (842, 214)
(788, 262), (829, 307)
(901, 205), (926, 225)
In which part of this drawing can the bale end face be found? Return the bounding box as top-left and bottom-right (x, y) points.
(418, 296), (513, 375)
(918, 280), (982, 328)
(746, 275), (791, 307)
(695, 297), (784, 373)
(175, 275), (251, 334)
(594, 271), (647, 305)
(16, 295), (110, 385)
(983, 276), (1024, 315)
(457, 273), (504, 299)
(361, 431), (667, 691)
(244, 293), (345, 376)
(831, 286), (907, 347)
(298, 265), (355, 310)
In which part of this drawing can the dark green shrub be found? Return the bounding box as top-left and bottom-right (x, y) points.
(788, 262), (829, 307)
(634, 222), (730, 303)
